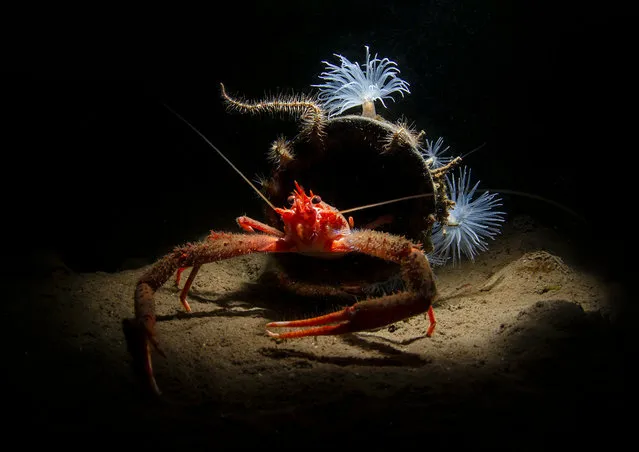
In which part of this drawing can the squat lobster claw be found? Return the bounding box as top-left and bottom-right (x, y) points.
(134, 181), (438, 395)
(266, 303), (437, 339)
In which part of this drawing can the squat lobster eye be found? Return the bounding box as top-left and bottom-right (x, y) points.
(287, 195), (295, 206)
(311, 195), (322, 204)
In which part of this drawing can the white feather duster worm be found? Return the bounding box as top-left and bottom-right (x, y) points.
(431, 166), (506, 266)
(422, 136), (454, 169)
(312, 45), (411, 118)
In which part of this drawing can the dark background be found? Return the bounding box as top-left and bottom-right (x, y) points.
(2, 0), (633, 444)
(3, 1), (629, 278)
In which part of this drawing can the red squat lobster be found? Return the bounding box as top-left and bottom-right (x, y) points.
(133, 109), (439, 395)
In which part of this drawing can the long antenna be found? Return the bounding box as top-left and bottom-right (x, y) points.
(460, 142), (486, 160)
(339, 193), (435, 215)
(163, 103), (277, 211)
(479, 188), (586, 223)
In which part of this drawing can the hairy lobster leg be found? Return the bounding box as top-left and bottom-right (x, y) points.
(267, 229), (438, 339)
(135, 232), (287, 394)
(174, 218), (284, 288)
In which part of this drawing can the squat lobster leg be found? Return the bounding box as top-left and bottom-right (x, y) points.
(174, 217), (284, 292)
(177, 263), (201, 312)
(236, 216), (286, 236)
(267, 229), (438, 339)
(135, 232), (289, 394)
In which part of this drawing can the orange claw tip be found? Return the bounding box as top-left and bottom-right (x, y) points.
(149, 375), (162, 396)
(144, 342), (163, 396)
(266, 330), (282, 338)
(265, 309), (353, 328)
(266, 320), (293, 328)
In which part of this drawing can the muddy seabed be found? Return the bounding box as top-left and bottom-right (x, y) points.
(9, 216), (632, 448)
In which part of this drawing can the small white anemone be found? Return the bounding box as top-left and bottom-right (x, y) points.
(421, 136), (454, 169)
(431, 166), (506, 266)
(312, 45), (411, 118)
